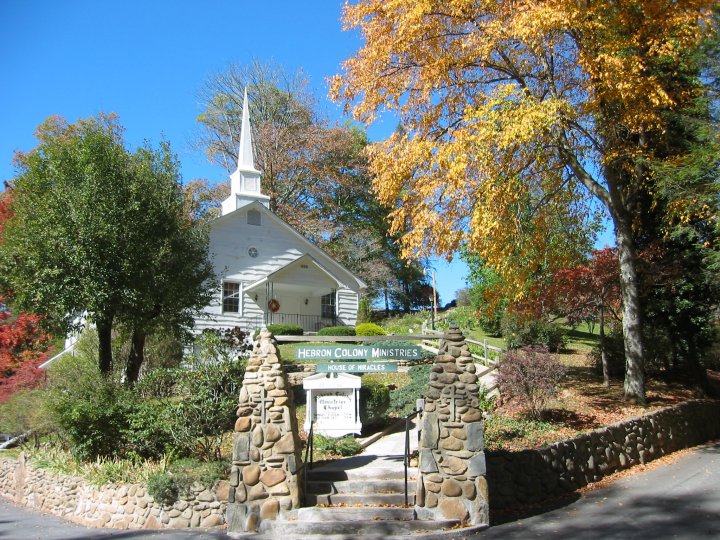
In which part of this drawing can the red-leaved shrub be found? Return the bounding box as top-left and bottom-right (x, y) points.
(496, 347), (567, 420)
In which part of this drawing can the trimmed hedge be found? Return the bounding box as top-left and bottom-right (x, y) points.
(318, 325), (357, 336)
(266, 323), (304, 336)
(356, 322), (387, 336)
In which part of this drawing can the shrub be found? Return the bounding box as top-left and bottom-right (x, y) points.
(501, 315), (566, 352)
(46, 344), (244, 461)
(51, 378), (136, 461)
(313, 435), (362, 457)
(43, 351), (132, 460)
(356, 322), (387, 336)
(266, 323), (304, 336)
(318, 326), (356, 336)
(0, 389), (54, 439)
(134, 368), (182, 399)
(126, 398), (183, 460)
(495, 347), (567, 420)
(360, 379), (391, 427)
(147, 458), (229, 505)
(147, 470), (179, 506)
(169, 357), (246, 461)
(192, 328), (250, 364)
(388, 364), (431, 417)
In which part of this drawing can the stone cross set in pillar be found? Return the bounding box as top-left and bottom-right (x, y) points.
(448, 385), (463, 423)
(252, 387), (274, 425)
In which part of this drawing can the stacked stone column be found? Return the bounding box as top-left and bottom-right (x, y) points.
(226, 330), (302, 533)
(416, 325), (489, 526)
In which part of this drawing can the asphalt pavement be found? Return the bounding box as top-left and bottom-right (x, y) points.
(1, 440), (718, 540)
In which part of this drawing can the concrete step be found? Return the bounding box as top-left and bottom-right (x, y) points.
(305, 492), (416, 506)
(259, 518), (461, 536)
(297, 506), (415, 521)
(306, 466), (417, 482)
(306, 479), (409, 495)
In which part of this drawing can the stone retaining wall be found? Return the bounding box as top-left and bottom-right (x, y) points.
(0, 454), (227, 530)
(487, 399), (720, 509)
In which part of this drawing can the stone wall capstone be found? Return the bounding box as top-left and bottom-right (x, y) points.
(415, 325), (489, 526)
(488, 399), (720, 510)
(226, 330), (302, 533)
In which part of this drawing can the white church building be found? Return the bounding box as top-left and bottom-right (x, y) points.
(194, 91), (366, 334)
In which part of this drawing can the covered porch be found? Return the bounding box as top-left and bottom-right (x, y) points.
(245, 255), (342, 332)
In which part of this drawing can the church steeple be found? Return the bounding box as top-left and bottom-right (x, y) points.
(237, 87), (258, 173)
(221, 87), (270, 216)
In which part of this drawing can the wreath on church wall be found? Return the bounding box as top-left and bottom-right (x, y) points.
(268, 299), (280, 313)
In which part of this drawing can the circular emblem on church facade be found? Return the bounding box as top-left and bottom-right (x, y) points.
(248, 247), (258, 258)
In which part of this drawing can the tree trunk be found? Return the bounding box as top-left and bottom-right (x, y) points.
(614, 214), (646, 405)
(126, 328), (146, 384)
(97, 318), (114, 375)
(599, 302), (609, 387)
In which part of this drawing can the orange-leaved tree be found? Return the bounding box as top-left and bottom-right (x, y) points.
(332, 0), (716, 404)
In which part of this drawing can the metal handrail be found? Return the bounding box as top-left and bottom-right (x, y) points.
(301, 421), (314, 506)
(403, 408), (422, 507)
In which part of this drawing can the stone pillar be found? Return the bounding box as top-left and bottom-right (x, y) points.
(226, 330), (302, 533)
(415, 325), (489, 526)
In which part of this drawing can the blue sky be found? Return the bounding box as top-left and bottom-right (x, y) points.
(1, 1), (613, 306)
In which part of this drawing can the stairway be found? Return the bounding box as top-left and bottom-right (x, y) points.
(258, 460), (461, 539)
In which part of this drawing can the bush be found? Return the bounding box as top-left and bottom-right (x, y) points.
(192, 328), (250, 364)
(388, 364), (431, 417)
(147, 470), (179, 505)
(147, 458), (228, 505)
(313, 435), (362, 457)
(45, 342), (245, 461)
(318, 326), (356, 336)
(501, 315), (566, 352)
(0, 389), (54, 438)
(496, 347), (567, 420)
(169, 357), (246, 460)
(126, 398), (183, 460)
(356, 322), (387, 336)
(266, 323), (304, 336)
(360, 379), (391, 427)
(134, 368), (182, 399)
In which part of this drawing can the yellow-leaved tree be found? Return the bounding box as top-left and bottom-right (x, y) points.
(332, 0), (717, 404)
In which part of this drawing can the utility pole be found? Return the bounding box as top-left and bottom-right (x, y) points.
(426, 268), (437, 329)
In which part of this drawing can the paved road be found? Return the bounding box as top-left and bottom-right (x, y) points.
(1, 440), (718, 540)
(473, 440), (720, 540)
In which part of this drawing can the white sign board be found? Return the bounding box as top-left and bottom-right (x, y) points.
(303, 373), (362, 438)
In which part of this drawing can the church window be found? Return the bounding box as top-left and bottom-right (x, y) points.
(247, 209), (261, 226)
(321, 292), (336, 319)
(222, 282), (242, 313)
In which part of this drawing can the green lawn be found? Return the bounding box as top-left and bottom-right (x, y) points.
(561, 321), (601, 352)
